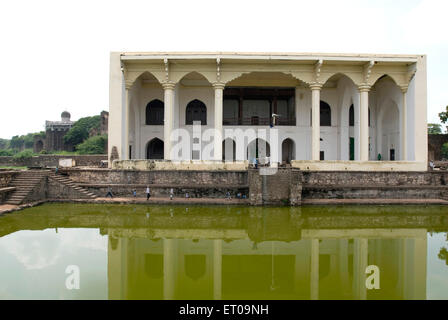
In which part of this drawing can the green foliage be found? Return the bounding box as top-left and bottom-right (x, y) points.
(12, 149), (35, 160)
(64, 115), (101, 146)
(0, 149), (14, 156)
(76, 135), (107, 155)
(9, 132), (39, 150)
(0, 138), (9, 149)
(439, 106), (448, 124)
(442, 142), (448, 159)
(428, 123), (442, 134)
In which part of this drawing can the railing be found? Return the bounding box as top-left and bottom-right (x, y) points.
(223, 117), (296, 126)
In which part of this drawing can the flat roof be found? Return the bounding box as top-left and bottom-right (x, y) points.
(118, 51), (422, 63)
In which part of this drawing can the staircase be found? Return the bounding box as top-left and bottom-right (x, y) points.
(5, 170), (49, 205)
(48, 173), (97, 199)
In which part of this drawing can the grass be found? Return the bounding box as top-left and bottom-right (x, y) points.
(0, 166), (28, 170)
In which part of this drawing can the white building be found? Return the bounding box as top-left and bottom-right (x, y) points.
(109, 52), (427, 171)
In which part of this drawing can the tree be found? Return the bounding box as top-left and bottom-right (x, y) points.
(442, 142), (448, 159)
(9, 135), (24, 150)
(428, 123), (442, 134)
(76, 135), (107, 154)
(63, 115), (101, 147)
(0, 138), (9, 150)
(439, 105), (448, 124)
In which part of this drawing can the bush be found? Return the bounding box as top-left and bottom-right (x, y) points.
(442, 142), (448, 160)
(12, 150), (35, 160)
(39, 149), (48, 154)
(0, 149), (14, 156)
(64, 115), (101, 146)
(76, 135), (107, 155)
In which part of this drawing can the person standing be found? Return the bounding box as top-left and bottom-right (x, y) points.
(146, 186), (151, 200)
(106, 186), (113, 198)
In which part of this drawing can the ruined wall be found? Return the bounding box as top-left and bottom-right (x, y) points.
(0, 171), (16, 187)
(0, 155), (107, 168)
(428, 134), (448, 161)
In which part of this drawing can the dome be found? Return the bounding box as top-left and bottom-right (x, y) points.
(61, 111), (71, 122)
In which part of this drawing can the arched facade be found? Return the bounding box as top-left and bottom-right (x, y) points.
(110, 52), (426, 171)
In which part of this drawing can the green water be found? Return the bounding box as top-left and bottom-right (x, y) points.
(0, 203), (448, 300)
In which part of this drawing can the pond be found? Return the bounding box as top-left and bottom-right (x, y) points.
(0, 203), (447, 300)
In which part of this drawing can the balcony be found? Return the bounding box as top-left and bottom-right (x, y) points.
(223, 117), (296, 126)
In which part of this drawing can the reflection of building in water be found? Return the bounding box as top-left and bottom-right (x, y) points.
(107, 228), (427, 300)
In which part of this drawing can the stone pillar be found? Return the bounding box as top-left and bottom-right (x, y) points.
(213, 83), (225, 161)
(358, 85), (370, 161)
(289, 169), (302, 206)
(353, 238), (368, 300)
(163, 82), (175, 160)
(122, 87), (131, 160)
(213, 239), (222, 300)
(310, 238), (319, 300)
(401, 86), (408, 161)
(310, 84), (322, 161)
(163, 239), (176, 300)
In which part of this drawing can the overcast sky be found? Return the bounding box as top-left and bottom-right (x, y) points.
(0, 0), (447, 139)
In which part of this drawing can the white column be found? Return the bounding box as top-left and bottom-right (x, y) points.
(163, 239), (176, 300)
(310, 238), (319, 300)
(401, 87), (408, 161)
(358, 85), (370, 161)
(353, 238), (368, 300)
(213, 239), (222, 300)
(122, 87), (131, 160)
(213, 83), (225, 161)
(310, 84), (322, 161)
(163, 82), (175, 160)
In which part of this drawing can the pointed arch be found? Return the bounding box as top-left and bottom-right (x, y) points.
(146, 99), (164, 125)
(320, 101), (332, 126)
(370, 73), (401, 87)
(281, 138), (295, 164)
(321, 72), (360, 87)
(247, 138), (270, 162)
(173, 71), (214, 85)
(186, 99), (207, 125)
(146, 138), (164, 159)
(125, 70), (163, 89)
(222, 138), (236, 161)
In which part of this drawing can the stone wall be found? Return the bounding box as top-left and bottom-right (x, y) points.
(248, 168), (302, 206)
(428, 134), (448, 161)
(0, 155), (107, 168)
(301, 171), (448, 186)
(0, 171), (17, 187)
(65, 168), (248, 185)
(65, 168), (249, 199)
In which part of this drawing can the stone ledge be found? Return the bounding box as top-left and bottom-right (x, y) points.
(302, 185), (448, 190)
(0, 187), (16, 193)
(292, 160), (427, 172)
(78, 183), (249, 189)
